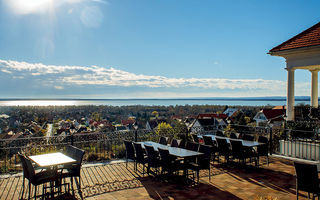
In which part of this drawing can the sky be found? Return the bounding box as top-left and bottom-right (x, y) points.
(0, 0), (319, 99)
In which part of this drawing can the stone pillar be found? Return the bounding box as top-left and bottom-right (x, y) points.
(310, 70), (319, 108)
(286, 68), (295, 121)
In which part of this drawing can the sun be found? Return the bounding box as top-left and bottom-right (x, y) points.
(5, 0), (54, 15)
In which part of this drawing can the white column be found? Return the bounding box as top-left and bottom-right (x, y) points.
(310, 70), (319, 108)
(286, 68), (295, 121)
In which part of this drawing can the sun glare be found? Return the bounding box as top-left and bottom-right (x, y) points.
(6, 0), (54, 15)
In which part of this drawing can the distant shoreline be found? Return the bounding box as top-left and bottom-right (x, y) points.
(0, 97), (315, 101)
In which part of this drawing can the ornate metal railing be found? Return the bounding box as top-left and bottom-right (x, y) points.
(1, 123), (320, 174)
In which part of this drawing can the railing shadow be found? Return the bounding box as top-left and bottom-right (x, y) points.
(136, 175), (243, 200)
(214, 157), (306, 198)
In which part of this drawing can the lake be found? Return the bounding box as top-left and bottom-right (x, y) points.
(0, 98), (314, 106)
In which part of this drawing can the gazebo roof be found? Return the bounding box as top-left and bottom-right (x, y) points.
(269, 21), (320, 53)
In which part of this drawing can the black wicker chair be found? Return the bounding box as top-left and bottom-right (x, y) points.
(133, 142), (147, 174)
(61, 145), (85, 191)
(186, 142), (199, 152)
(257, 136), (269, 166)
(229, 132), (239, 139)
(145, 145), (160, 175)
(242, 134), (254, 141)
(216, 130), (225, 137)
(159, 136), (169, 145)
(203, 135), (218, 161)
(294, 162), (320, 199)
(158, 148), (184, 177)
(187, 144), (212, 183)
(170, 139), (180, 147)
(18, 152), (58, 199)
(178, 139), (186, 149)
(124, 140), (136, 169)
(216, 138), (231, 163)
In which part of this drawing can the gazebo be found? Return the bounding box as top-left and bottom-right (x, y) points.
(269, 22), (320, 121)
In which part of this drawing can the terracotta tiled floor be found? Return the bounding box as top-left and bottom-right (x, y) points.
(0, 156), (312, 200)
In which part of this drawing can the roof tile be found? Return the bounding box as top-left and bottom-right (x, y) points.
(269, 22), (320, 52)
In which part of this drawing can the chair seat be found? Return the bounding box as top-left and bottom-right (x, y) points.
(60, 167), (80, 178)
(33, 170), (58, 185)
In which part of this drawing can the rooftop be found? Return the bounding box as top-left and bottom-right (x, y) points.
(0, 156), (312, 200)
(269, 21), (320, 53)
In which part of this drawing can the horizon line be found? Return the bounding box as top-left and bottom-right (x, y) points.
(0, 96), (315, 102)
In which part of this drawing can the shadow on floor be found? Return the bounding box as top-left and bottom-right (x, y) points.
(137, 176), (243, 200)
(214, 157), (306, 198)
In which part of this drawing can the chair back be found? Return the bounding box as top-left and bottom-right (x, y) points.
(229, 132), (238, 139)
(242, 134), (254, 141)
(186, 142), (199, 152)
(216, 131), (225, 137)
(178, 139), (186, 149)
(134, 143), (145, 163)
(294, 162), (319, 193)
(191, 134), (199, 143)
(65, 145), (76, 158)
(257, 136), (269, 156)
(124, 140), (135, 160)
(145, 145), (159, 167)
(198, 145), (212, 168)
(23, 155), (36, 181)
(73, 146), (85, 166)
(203, 136), (214, 146)
(18, 152), (33, 180)
(158, 148), (173, 169)
(159, 136), (168, 145)
(170, 139), (180, 147)
(216, 138), (229, 152)
(230, 140), (243, 154)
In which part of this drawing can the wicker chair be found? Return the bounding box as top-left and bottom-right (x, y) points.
(123, 140), (136, 168)
(133, 142), (147, 174)
(61, 145), (85, 191)
(159, 136), (169, 145)
(187, 144), (212, 183)
(170, 139), (180, 147)
(203, 135), (218, 161)
(216, 138), (231, 163)
(294, 162), (320, 199)
(229, 132), (239, 139)
(257, 136), (269, 166)
(158, 148), (184, 177)
(186, 142), (199, 152)
(18, 152), (58, 199)
(145, 145), (160, 175)
(242, 134), (254, 141)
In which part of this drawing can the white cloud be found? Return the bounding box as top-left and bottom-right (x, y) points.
(54, 86), (64, 90)
(1, 69), (12, 74)
(0, 59), (289, 94)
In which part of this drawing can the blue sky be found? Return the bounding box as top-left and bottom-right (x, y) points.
(0, 0), (319, 99)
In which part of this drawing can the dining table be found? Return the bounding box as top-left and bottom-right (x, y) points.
(28, 152), (76, 168)
(137, 141), (203, 158)
(200, 134), (265, 147)
(28, 152), (76, 196)
(137, 141), (203, 182)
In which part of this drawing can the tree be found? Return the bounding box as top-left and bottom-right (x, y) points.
(155, 122), (173, 136)
(152, 111), (159, 118)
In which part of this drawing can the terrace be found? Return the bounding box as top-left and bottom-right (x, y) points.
(0, 156), (310, 200)
(0, 125), (319, 199)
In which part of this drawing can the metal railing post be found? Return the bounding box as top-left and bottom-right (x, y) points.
(269, 127), (273, 155)
(71, 134), (74, 146)
(135, 130), (138, 142)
